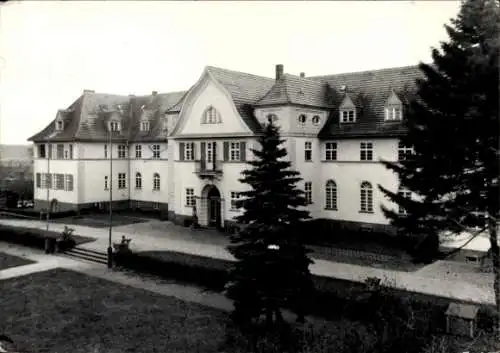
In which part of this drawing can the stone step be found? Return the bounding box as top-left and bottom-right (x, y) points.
(63, 247), (108, 265)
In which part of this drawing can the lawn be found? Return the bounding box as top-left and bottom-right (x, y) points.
(0, 268), (359, 353)
(52, 213), (147, 228)
(0, 251), (35, 271)
(1, 268), (497, 353)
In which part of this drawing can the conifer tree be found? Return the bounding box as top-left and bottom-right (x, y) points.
(378, 0), (499, 339)
(225, 117), (314, 328)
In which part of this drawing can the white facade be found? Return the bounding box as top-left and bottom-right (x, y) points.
(31, 66), (410, 230)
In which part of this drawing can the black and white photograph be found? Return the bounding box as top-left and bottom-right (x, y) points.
(0, 0), (498, 352)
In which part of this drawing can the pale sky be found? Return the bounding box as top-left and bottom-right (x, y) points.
(0, 0), (461, 145)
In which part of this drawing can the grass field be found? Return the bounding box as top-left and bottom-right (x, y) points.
(0, 251), (35, 271)
(52, 213), (147, 228)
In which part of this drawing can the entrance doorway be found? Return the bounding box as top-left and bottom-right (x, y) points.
(206, 185), (221, 228)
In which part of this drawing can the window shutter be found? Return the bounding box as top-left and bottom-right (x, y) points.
(48, 144), (52, 159)
(200, 142), (206, 160)
(240, 141), (246, 161)
(223, 142), (229, 161)
(179, 142), (185, 161)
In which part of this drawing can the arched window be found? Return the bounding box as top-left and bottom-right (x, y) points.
(202, 106), (221, 124)
(325, 180), (337, 210)
(360, 181), (373, 213)
(153, 173), (160, 191)
(135, 173), (142, 189)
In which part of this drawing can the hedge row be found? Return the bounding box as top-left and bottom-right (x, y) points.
(0, 224), (64, 249)
(0, 224), (92, 249)
(114, 248), (495, 329)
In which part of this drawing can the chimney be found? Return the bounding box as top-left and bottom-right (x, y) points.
(300, 72), (305, 78)
(152, 91), (158, 96)
(83, 89), (94, 94)
(275, 64), (284, 81)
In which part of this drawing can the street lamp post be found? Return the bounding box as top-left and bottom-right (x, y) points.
(46, 139), (51, 231)
(107, 131), (113, 268)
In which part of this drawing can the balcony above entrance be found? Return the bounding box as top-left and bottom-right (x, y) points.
(195, 159), (223, 180)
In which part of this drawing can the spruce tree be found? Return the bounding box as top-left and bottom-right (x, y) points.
(225, 117), (314, 328)
(378, 0), (499, 340)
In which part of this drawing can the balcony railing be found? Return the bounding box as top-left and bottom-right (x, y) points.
(195, 159), (223, 178)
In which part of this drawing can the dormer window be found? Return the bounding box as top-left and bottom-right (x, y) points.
(202, 106), (221, 124)
(55, 120), (64, 131)
(298, 114), (307, 124)
(340, 109), (356, 123)
(109, 120), (120, 132)
(312, 115), (321, 125)
(140, 121), (150, 131)
(385, 106), (403, 121)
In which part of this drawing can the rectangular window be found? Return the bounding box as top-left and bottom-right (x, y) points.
(104, 144), (108, 159)
(360, 142), (373, 161)
(385, 106), (403, 121)
(360, 183), (374, 213)
(304, 141), (312, 161)
(104, 176), (109, 190)
(56, 174), (65, 190)
(325, 142), (337, 161)
(340, 110), (355, 123)
(56, 144), (64, 159)
(45, 173), (52, 189)
(304, 181), (313, 204)
(152, 144), (160, 159)
(398, 189), (411, 215)
(65, 174), (73, 191)
(118, 145), (127, 159)
(398, 141), (413, 161)
(152, 202), (160, 210)
(118, 173), (126, 189)
(69, 144), (73, 159)
(141, 121), (150, 131)
(36, 173), (41, 188)
(230, 142), (241, 161)
(230, 191), (241, 210)
(135, 145), (142, 159)
(184, 142), (194, 161)
(186, 188), (195, 207)
(38, 144), (46, 158)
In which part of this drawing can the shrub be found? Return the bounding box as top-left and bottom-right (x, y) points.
(55, 226), (76, 252)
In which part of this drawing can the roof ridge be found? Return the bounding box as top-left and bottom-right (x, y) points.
(206, 65), (274, 81)
(310, 64), (420, 80)
(283, 73), (325, 84)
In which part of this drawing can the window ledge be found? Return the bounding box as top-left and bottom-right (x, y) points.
(359, 210), (374, 214)
(152, 189), (161, 192)
(324, 207), (338, 211)
(135, 188), (142, 190)
(229, 208), (241, 212)
(304, 160), (313, 163)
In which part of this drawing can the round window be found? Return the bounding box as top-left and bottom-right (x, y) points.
(312, 115), (321, 125)
(298, 114), (307, 124)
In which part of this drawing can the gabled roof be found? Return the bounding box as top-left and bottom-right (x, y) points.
(29, 64), (424, 142)
(28, 91), (185, 143)
(310, 65), (423, 139)
(255, 74), (334, 109)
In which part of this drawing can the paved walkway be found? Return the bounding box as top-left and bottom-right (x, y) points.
(0, 218), (496, 308)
